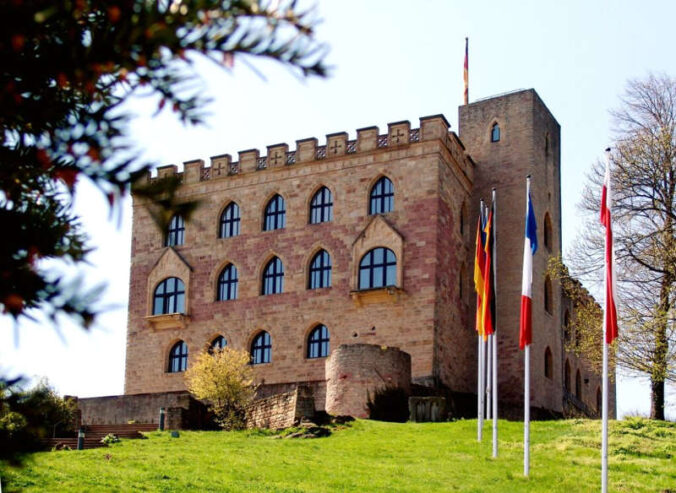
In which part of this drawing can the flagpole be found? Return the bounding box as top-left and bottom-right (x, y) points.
(486, 335), (492, 420)
(477, 200), (485, 442)
(463, 37), (469, 105)
(524, 176), (532, 477)
(491, 187), (498, 458)
(601, 148), (611, 493)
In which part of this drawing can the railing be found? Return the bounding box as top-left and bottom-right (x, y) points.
(346, 139), (357, 153)
(256, 157), (267, 170)
(315, 146), (327, 159)
(409, 128), (420, 142)
(377, 134), (388, 148)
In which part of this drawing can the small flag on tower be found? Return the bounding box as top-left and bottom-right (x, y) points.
(463, 37), (469, 105)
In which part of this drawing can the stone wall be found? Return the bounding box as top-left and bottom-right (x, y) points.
(325, 344), (411, 418)
(246, 386), (315, 429)
(76, 391), (210, 428)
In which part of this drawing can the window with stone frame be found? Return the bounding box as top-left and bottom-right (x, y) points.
(263, 194), (286, 231)
(165, 214), (185, 246)
(309, 186), (333, 224)
(210, 335), (227, 353)
(359, 247), (396, 290)
(369, 177), (394, 215)
(307, 324), (330, 359)
(219, 202), (241, 238)
(251, 331), (271, 364)
(491, 122), (500, 142)
(153, 277), (185, 315)
(308, 250), (332, 289)
(168, 341), (188, 373)
(262, 257), (284, 295)
(217, 264), (238, 301)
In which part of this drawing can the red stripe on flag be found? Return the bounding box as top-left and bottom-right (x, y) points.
(519, 295), (532, 350)
(601, 183), (618, 343)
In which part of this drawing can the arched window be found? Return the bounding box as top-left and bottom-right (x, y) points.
(544, 276), (552, 314)
(251, 331), (271, 364)
(563, 310), (571, 343)
(369, 177), (394, 215)
(263, 194), (286, 231)
(575, 370), (582, 399)
(544, 212), (552, 250)
(490, 123), (500, 142)
(168, 341), (188, 373)
(310, 187), (333, 224)
(165, 214), (185, 246)
(359, 247), (396, 290)
(210, 335), (227, 353)
(309, 250), (332, 289)
(544, 347), (553, 379)
(564, 359), (571, 391)
(262, 257), (284, 295)
(307, 324), (330, 359)
(596, 387), (602, 413)
(219, 202), (240, 238)
(217, 264), (238, 301)
(153, 277), (185, 315)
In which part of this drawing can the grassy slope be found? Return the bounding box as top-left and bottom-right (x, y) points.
(2, 418), (674, 492)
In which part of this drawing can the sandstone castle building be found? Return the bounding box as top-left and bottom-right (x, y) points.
(119, 89), (614, 421)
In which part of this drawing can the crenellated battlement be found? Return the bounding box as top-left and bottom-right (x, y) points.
(146, 114), (468, 186)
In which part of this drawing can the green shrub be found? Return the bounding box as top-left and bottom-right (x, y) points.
(101, 433), (120, 445)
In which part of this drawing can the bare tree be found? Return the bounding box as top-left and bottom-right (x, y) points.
(569, 73), (675, 420)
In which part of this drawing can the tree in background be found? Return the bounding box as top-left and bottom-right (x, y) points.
(569, 73), (675, 420)
(0, 0), (328, 326)
(185, 347), (256, 429)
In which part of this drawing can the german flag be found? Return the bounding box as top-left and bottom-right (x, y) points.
(473, 207), (487, 336)
(482, 201), (496, 338)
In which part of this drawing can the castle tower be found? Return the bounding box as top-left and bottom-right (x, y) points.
(459, 89), (564, 414)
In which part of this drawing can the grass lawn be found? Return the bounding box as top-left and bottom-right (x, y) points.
(1, 418), (674, 492)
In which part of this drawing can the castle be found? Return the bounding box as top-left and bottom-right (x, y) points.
(113, 88), (614, 422)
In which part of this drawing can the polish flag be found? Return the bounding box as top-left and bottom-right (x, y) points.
(600, 151), (618, 344)
(519, 183), (538, 350)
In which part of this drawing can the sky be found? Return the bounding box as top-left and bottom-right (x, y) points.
(1, 0), (675, 418)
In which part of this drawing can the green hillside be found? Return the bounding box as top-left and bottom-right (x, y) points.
(2, 418), (674, 492)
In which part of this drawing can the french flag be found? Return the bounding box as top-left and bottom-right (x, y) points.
(519, 181), (538, 350)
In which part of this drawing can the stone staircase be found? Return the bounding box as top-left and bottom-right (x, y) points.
(47, 423), (158, 450)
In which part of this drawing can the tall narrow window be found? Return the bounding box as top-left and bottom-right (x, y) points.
(262, 257), (284, 295)
(219, 202), (241, 238)
(564, 309), (571, 343)
(168, 341), (188, 373)
(359, 247), (396, 290)
(310, 187), (333, 224)
(210, 335), (227, 353)
(544, 212), (552, 250)
(263, 194), (286, 231)
(369, 177), (394, 214)
(153, 277), (185, 315)
(490, 123), (500, 142)
(544, 276), (553, 314)
(165, 214), (185, 246)
(307, 324), (330, 359)
(217, 264), (238, 301)
(564, 359), (571, 391)
(251, 331), (271, 364)
(309, 250), (332, 289)
(575, 370), (582, 399)
(544, 347), (553, 379)
(596, 387), (602, 413)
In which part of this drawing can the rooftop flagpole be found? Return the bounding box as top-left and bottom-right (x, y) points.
(464, 37), (469, 105)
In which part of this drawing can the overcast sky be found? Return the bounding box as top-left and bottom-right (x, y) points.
(1, 0), (674, 418)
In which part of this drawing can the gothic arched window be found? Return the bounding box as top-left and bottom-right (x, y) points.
(491, 123), (500, 142)
(307, 324), (330, 359)
(310, 187), (333, 224)
(369, 177), (394, 215)
(168, 341), (188, 373)
(564, 359), (571, 391)
(575, 370), (582, 399)
(262, 257), (284, 295)
(153, 277), (185, 315)
(217, 264), (238, 301)
(251, 331), (271, 364)
(359, 247), (396, 290)
(263, 194), (286, 231)
(219, 202), (241, 238)
(309, 250), (332, 289)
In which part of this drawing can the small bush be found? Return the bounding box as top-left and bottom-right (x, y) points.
(101, 433), (120, 445)
(366, 386), (409, 423)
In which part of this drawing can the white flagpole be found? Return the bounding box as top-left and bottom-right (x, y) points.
(492, 187), (499, 458)
(601, 148), (611, 493)
(524, 177), (531, 477)
(477, 200), (485, 442)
